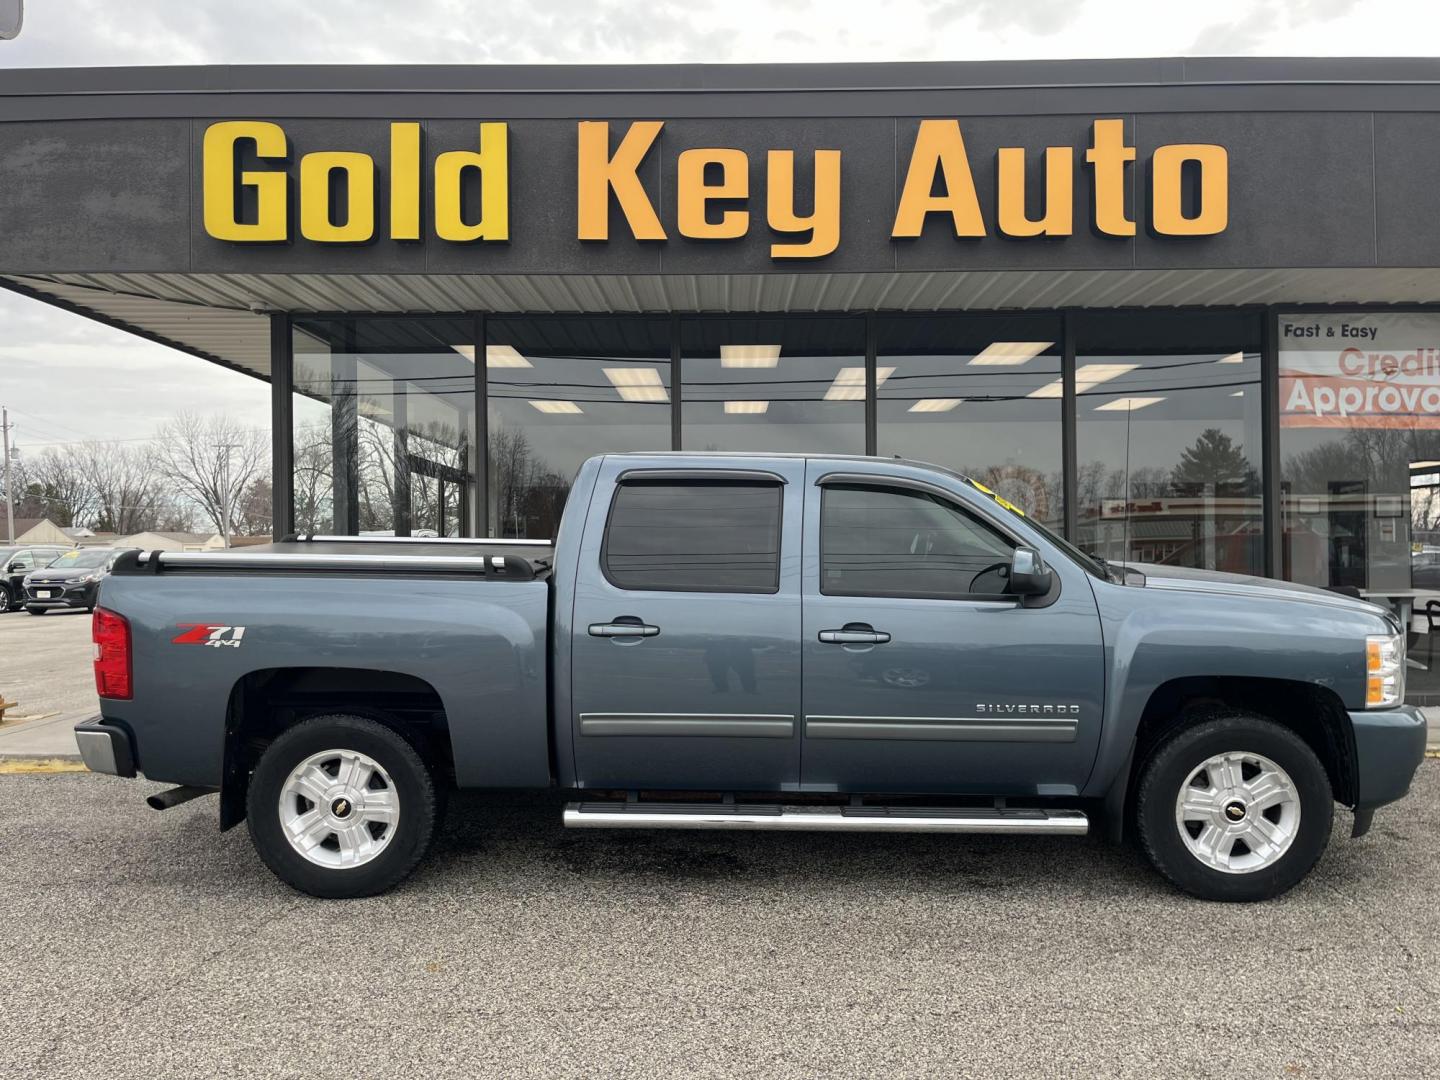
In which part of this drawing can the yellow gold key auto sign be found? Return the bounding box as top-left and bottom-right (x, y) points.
(202, 119), (1228, 255)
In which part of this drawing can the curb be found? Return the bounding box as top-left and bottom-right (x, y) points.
(0, 757), (89, 774)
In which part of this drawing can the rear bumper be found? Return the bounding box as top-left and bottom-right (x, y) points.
(73, 718), (137, 778)
(1349, 705), (1428, 833)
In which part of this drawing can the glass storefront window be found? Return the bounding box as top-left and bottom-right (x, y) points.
(680, 317), (866, 455)
(1075, 311), (1264, 574)
(292, 317), (476, 536)
(486, 316), (671, 539)
(875, 314), (1063, 531)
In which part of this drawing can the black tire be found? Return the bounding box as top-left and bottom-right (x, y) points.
(1135, 711), (1333, 902)
(0, 585), (12, 613)
(246, 714), (444, 899)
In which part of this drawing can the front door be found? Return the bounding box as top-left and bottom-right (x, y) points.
(799, 464), (1105, 795)
(570, 457), (805, 792)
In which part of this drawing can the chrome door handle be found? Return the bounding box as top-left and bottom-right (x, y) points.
(589, 622), (660, 638)
(818, 628), (891, 645)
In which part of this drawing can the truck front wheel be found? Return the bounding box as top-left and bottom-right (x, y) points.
(1135, 712), (1334, 902)
(246, 714), (443, 898)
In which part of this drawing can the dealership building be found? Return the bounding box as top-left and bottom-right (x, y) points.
(6, 58), (1440, 696)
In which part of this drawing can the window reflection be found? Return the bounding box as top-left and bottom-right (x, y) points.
(680, 317), (866, 455)
(291, 317), (475, 537)
(876, 315), (1063, 531)
(486, 317), (671, 538)
(1074, 312), (1264, 574)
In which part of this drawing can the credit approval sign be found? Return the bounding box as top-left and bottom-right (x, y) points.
(1280, 312), (1440, 429)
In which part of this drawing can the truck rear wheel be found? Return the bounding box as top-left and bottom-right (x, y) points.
(1135, 712), (1333, 902)
(246, 714), (443, 898)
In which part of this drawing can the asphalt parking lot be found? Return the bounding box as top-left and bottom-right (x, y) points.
(0, 765), (1436, 1079)
(0, 606), (97, 722)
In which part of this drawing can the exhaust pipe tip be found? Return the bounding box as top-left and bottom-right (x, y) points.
(146, 785), (216, 811)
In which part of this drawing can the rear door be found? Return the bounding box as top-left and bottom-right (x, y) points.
(570, 458), (805, 791)
(799, 463), (1105, 795)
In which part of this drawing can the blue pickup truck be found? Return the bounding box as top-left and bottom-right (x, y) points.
(75, 452), (1428, 901)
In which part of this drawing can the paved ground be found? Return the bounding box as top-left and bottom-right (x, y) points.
(0, 766), (1436, 1079)
(0, 608), (97, 757)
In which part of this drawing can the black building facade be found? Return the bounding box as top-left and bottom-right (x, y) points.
(6, 59), (1440, 696)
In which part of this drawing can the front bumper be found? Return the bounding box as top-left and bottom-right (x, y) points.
(73, 718), (137, 778)
(1349, 705), (1429, 835)
(25, 581), (96, 610)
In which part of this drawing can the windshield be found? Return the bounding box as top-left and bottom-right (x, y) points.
(943, 471), (1112, 581)
(46, 549), (111, 570)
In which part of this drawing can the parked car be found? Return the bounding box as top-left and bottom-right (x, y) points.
(74, 453), (1428, 902)
(23, 547), (137, 614)
(0, 544), (71, 613)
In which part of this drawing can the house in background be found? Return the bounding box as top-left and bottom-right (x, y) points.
(116, 531), (225, 552)
(11, 518), (75, 546)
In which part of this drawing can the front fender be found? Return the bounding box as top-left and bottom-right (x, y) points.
(1081, 578), (1379, 798)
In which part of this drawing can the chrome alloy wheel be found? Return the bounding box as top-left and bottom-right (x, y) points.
(278, 749), (400, 869)
(1174, 751), (1300, 874)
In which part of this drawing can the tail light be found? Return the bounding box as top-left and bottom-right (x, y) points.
(92, 607), (132, 700)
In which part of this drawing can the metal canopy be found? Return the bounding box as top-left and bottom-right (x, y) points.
(7, 267), (1440, 383)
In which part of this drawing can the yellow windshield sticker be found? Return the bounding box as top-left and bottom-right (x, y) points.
(964, 478), (1026, 517)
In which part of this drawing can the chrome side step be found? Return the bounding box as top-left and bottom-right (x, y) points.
(563, 802), (1088, 835)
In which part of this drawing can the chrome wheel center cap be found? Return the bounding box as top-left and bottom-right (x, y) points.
(331, 796), (354, 819)
(1223, 799), (1247, 823)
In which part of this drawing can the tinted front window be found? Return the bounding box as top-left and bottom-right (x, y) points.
(604, 480), (782, 593)
(821, 485), (1014, 599)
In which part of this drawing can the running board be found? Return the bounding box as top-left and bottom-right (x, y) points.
(563, 802), (1088, 835)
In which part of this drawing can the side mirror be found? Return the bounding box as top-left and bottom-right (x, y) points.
(7, 562), (22, 574)
(1009, 546), (1052, 597)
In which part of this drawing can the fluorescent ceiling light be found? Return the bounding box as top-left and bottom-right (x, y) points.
(1231, 390), (1245, 397)
(529, 400), (582, 414)
(724, 400), (770, 414)
(1028, 363), (1140, 399)
(824, 366), (894, 401)
(909, 398), (964, 413)
(721, 345), (782, 368)
(968, 342), (1053, 367)
(604, 367), (669, 403)
(1216, 351), (1245, 364)
(1412, 460), (1440, 469)
(1094, 396), (1165, 412)
(452, 344), (533, 368)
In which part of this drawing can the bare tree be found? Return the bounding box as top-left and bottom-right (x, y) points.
(153, 412), (269, 536)
(74, 442), (164, 533)
(293, 421), (333, 533)
(17, 446), (95, 526)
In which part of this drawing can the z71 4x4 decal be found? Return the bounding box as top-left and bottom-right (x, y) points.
(172, 624), (246, 648)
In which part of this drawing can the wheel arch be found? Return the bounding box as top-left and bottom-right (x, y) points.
(1104, 675), (1357, 843)
(219, 666), (453, 830)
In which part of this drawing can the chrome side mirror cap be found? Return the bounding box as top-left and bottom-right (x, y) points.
(1010, 546), (1052, 597)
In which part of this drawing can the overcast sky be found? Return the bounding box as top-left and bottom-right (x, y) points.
(0, 0), (1432, 454)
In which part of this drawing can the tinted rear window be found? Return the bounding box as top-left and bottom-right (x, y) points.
(603, 480), (782, 593)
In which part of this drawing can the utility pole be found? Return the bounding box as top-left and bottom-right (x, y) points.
(219, 441), (239, 549)
(1, 406), (13, 544)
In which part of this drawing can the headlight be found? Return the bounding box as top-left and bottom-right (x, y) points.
(1365, 631), (1405, 708)
(22, 574), (33, 587)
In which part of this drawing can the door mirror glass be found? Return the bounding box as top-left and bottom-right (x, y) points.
(1009, 546), (1052, 596)
(9, 561), (25, 573)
